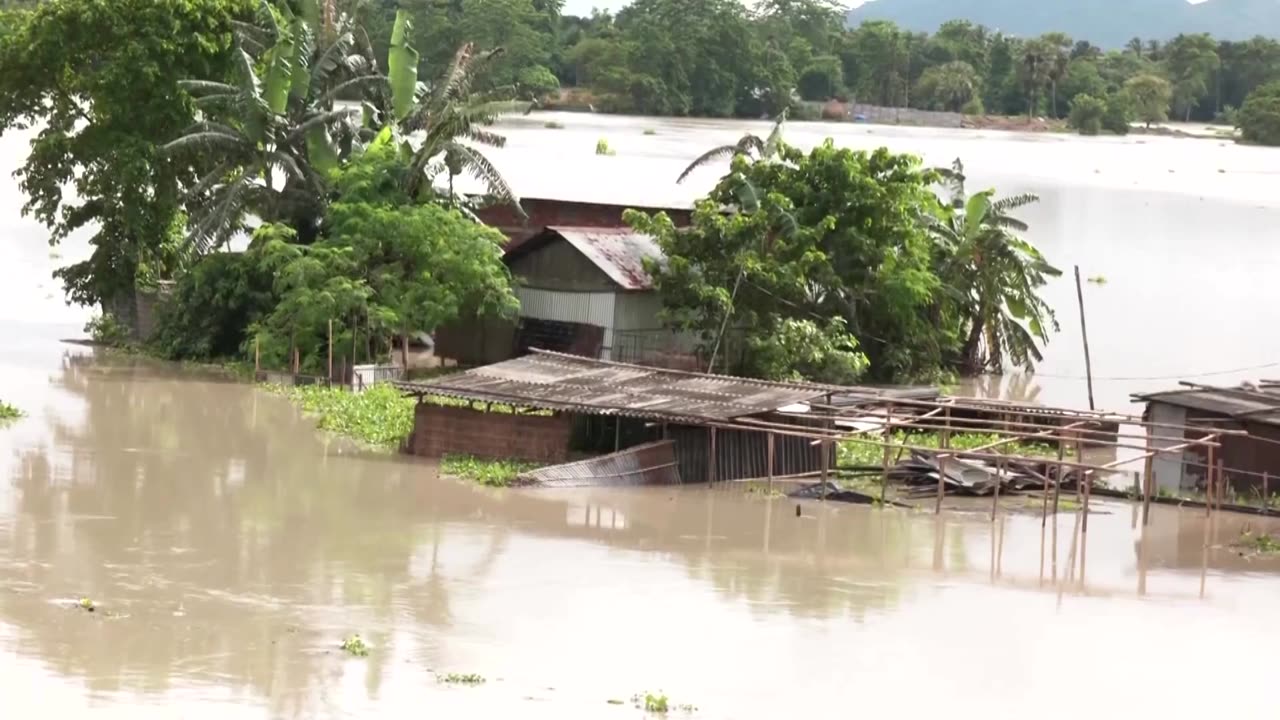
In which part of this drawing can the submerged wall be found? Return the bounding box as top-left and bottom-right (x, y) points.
(408, 403), (573, 463)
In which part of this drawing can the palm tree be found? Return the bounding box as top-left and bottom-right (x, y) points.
(929, 159), (1061, 375)
(166, 1), (375, 250)
(1041, 32), (1073, 118)
(1019, 39), (1049, 120)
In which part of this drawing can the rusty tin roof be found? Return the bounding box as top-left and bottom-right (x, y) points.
(1135, 383), (1280, 426)
(506, 226), (662, 291)
(393, 350), (839, 423)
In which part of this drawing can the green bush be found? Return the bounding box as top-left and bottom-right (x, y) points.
(1102, 92), (1133, 135)
(595, 138), (615, 156)
(1069, 93), (1105, 135)
(0, 400), (21, 421)
(85, 313), (132, 346)
(796, 55), (843, 101)
(517, 64), (560, 100)
(1238, 81), (1280, 146)
(960, 97), (985, 115)
(148, 252), (276, 361)
(789, 101), (822, 121)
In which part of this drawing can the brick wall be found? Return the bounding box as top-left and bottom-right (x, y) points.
(476, 198), (692, 240)
(408, 403), (573, 463)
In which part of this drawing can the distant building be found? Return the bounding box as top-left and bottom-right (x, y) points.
(1133, 382), (1280, 495)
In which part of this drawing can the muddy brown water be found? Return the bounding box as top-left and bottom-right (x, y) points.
(4, 332), (1280, 718)
(3, 116), (1280, 716)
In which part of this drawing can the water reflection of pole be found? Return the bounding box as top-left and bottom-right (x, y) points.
(1199, 504), (1211, 599)
(1137, 518), (1149, 597)
(996, 515), (1005, 579)
(932, 516), (945, 572)
(762, 495), (772, 555)
(1039, 513), (1047, 587)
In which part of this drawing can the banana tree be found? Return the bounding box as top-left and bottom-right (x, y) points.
(166, 0), (379, 251)
(928, 159), (1061, 375)
(381, 10), (528, 216)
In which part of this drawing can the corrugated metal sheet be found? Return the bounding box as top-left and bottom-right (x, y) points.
(611, 291), (664, 331)
(517, 440), (680, 487)
(508, 227), (662, 291)
(392, 349), (834, 423)
(515, 287), (617, 355)
(1137, 386), (1280, 426)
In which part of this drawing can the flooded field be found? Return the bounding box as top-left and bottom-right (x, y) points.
(4, 334), (1280, 718)
(3, 114), (1280, 716)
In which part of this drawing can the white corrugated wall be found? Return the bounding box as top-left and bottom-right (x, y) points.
(1149, 403), (1189, 491)
(515, 287), (618, 357)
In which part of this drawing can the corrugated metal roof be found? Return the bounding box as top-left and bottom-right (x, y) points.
(547, 226), (662, 291)
(1135, 384), (1280, 426)
(393, 350), (837, 423)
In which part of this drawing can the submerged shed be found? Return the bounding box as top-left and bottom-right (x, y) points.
(394, 350), (865, 484)
(1134, 381), (1280, 494)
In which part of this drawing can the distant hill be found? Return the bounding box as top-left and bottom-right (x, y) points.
(846, 0), (1280, 47)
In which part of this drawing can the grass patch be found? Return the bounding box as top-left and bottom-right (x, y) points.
(438, 672), (485, 685)
(0, 400), (21, 422)
(544, 120), (565, 129)
(441, 454), (541, 487)
(266, 383), (415, 448)
(340, 634), (369, 656)
(595, 137), (616, 155)
(839, 430), (1069, 468)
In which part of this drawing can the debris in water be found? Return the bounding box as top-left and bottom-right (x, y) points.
(78, 597), (95, 612)
(607, 698), (625, 705)
(1233, 528), (1280, 556)
(438, 672), (485, 685)
(340, 634), (369, 657)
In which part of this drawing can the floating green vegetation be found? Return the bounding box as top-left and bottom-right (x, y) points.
(0, 400), (21, 421)
(438, 672), (485, 685)
(340, 634), (369, 657)
(838, 431), (1069, 467)
(636, 692), (669, 713)
(595, 138), (615, 156)
(1087, 275), (1108, 285)
(607, 698), (625, 705)
(441, 454), (541, 487)
(544, 120), (565, 129)
(267, 383), (415, 448)
(643, 128), (657, 135)
(78, 597), (96, 612)
(1236, 530), (1280, 555)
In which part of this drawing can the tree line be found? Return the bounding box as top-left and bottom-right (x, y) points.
(0, 0), (1060, 384)
(350, 0), (1280, 140)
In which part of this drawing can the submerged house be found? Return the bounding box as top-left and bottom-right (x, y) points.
(1134, 382), (1280, 494)
(394, 350), (920, 484)
(436, 225), (700, 368)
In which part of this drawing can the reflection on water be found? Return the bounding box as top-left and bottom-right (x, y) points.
(4, 340), (1280, 718)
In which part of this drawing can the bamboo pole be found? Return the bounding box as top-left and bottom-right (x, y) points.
(1142, 454), (1155, 525)
(766, 432), (775, 495)
(935, 454), (947, 515)
(820, 438), (830, 501)
(880, 407), (893, 504)
(1074, 265), (1096, 410)
(327, 319), (334, 384)
(991, 456), (1003, 521)
(1082, 469), (1092, 536)
(709, 427), (717, 485)
(1264, 472), (1270, 515)
(254, 335), (260, 373)
(1205, 444), (1216, 519)
(1046, 439), (1064, 524)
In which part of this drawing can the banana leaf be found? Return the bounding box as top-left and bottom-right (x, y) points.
(264, 32), (296, 114)
(306, 125), (339, 175)
(388, 9), (420, 121)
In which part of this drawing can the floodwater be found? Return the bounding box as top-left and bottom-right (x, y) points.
(4, 337), (1280, 718)
(3, 115), (1280, 717)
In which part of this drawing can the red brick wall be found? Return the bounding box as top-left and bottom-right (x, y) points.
(408, 403), (573, 463)
(476, 198), (692, 240)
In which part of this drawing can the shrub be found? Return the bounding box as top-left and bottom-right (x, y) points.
(960, 97), (985, 115)
(1238, 82), (1280, 146)
(148, 252), (276, 361)
(1069, 93), (1105, 135)
(1102, 92), (1133, 135)
(595, 138), (615, 156)
(517, 64), (560, 100)
(85, 313), (132, 347)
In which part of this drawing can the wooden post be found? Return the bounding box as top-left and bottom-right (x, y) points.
(350, 315), (358, 382)
(935, 454), (947, 515)
(1053, 443), (1064, 517)
(1264, 472), (1270, 515)
(991, 456), (1003, 521)
(614, 417), (622, 451)
(1082, 470), (1092, 536)
(709, 427), (717, 485)
(1043, 435), (1063, 526)
(293, 346), (300, 375)
(401, 322), (410, 371)
(254, 335), (260, 372)
(1142, 454), (1155, 526)
(766, 432), (776, 495)
(820, 439), (830, 501)
(880, 406), (893, 505)
(1205, 444), (1215, 519)
(327, 319), (334, 384)
(1074, 437), (1085, 503)
(1074, 265), (1096, 411)
(1216, 458), (1225, 511)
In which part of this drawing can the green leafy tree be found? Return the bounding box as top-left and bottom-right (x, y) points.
(517, 64), (560, 100)
(1019, 38), (1053, 119)
(1058, 58), (1106, 107)
(639, 141), (949, 382)
(1068, 93), (1105, 135)
(797, 55), (843, 101)
(1163, 33), (1220, 121)
(0, 0), (252, 311)
(1125, 73), (1173, 127)
(1238, 81), (1280, 146)
(928, 160), (1060, 375)
(1102, 91), (1134, 135)
(1040, 32), (1073, 118)
(915, 60), (981, 112)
